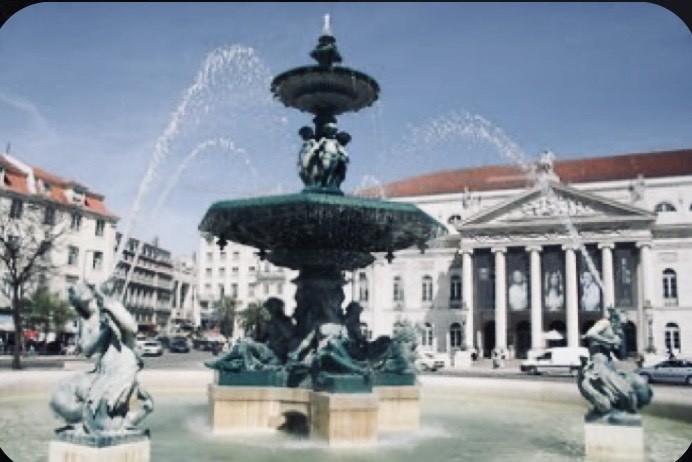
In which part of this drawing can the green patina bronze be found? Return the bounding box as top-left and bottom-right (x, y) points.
(199, 192), (446, 270)
(200, 16), (444, 393)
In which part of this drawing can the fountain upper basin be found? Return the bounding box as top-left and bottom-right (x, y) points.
(271, 65), (379, 115)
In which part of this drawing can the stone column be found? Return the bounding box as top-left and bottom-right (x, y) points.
(564, 245), (579, 348)
(637, 242), (654, 308)
(528, 245), (543, 350)
(462, 249), (474, 350)
(492, 247), (507, 352)
(599, 243), (615, 313)
(637, 242), (654, 352)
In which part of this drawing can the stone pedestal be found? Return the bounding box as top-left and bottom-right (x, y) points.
(48, 439), (150, 462)
(374, 386), (420, 432)
(453, 350), (473, 369)
(208, 384), (419, 444)
(584, 422), (644, 461)
(310, 392), (379, 447)
(208, 384), (310, 433)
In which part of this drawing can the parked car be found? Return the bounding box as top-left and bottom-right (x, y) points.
(193, 337), (225, 352)
(139, 340), (163, 357)
(520, 347), (589, 375)
(169, 338), (190, 353)
(415, 351), (448, 372)
(636, 359), (692, 385)
(156, 336), (171, 349)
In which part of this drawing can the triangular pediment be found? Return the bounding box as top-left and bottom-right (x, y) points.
(460, 182), (655, 229)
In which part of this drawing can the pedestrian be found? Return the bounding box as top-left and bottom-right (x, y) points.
(636, 354), (644, 369)
(492, 350), (500, 369)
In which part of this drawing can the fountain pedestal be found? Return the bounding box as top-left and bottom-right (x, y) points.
(208, 385), (421, 441)
(208, 385), (310, 432)
(584, 422), (644, 461)
(310, 392), (379, 446)
(375, 386), (421, 432)
(48, 437), (150, 462)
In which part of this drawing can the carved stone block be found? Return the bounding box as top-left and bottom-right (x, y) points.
(309, 392), (379, 446)
(584, 422), (644, 461)
(48, 438), (150, 462)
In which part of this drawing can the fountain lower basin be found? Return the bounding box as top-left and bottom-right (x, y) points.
(199, 192), (446, 270)
(1, 370), (690, 462)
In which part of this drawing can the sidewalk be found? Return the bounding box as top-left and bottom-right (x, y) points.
(431, 357), (640, 377)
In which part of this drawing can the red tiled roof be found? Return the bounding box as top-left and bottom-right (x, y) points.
(1, 155), (118, 220)
(32, 166), (67, 186)
(3, 170), (30, 195)
(361, 148), (692, 198)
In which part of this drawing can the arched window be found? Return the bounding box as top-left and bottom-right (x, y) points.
(662, 269), (678, 305)
(358, 272), (369, 302)
(422, 275), (433, 302)
(450, 275), (462, 301)
(450, 322), (463, 348)
(654, 202), (676, 213)
(664, 322), (681, 354)
(393, 276), (404, 302)
(421, 323), (434, 347)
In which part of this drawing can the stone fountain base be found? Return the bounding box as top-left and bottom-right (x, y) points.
(584, 421), (644, 461)
(208, 384), (420, 446)
(48, 436), (150, 462)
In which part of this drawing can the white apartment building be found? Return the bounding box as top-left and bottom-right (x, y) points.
(170, 254), (198, 330)
(112, 234), (175, 334)
(0, 153), (118, 340)
(196, 236), (296, 334)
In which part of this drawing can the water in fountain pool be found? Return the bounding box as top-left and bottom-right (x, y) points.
(1, 389), (689, 462)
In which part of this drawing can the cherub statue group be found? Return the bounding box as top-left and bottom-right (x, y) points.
(297, 123), (351, 190)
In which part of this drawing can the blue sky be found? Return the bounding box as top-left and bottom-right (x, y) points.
(0, 2), (690, 256)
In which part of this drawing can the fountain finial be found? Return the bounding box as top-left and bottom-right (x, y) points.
(322, 13), (332, 36)
(310, 14), (342, 68)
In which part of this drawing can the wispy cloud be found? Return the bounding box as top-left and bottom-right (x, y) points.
(0, 91), (53, 133)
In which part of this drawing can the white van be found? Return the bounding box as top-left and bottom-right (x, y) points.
(520, 347), (589, 375)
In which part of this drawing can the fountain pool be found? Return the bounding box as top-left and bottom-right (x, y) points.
(1, 371), (690, 462)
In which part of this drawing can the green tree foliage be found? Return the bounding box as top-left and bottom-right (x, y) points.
(236, 300), (270, 341)
(213, 295), (238, 339)
(25, 286), (75, 353)
(0, 203), (66, 369)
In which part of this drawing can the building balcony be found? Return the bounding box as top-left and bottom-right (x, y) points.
(449, 300), (463, 309)
(664, 298), (678, 307)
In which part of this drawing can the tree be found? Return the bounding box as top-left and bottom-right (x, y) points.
(0, 201), (66, 369)
(213, 295), (238, 340)
(236, 300), (270, 341)
(24, 286), (75, 354)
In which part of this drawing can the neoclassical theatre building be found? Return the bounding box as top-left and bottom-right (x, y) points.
(354, 148), (692, 359)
